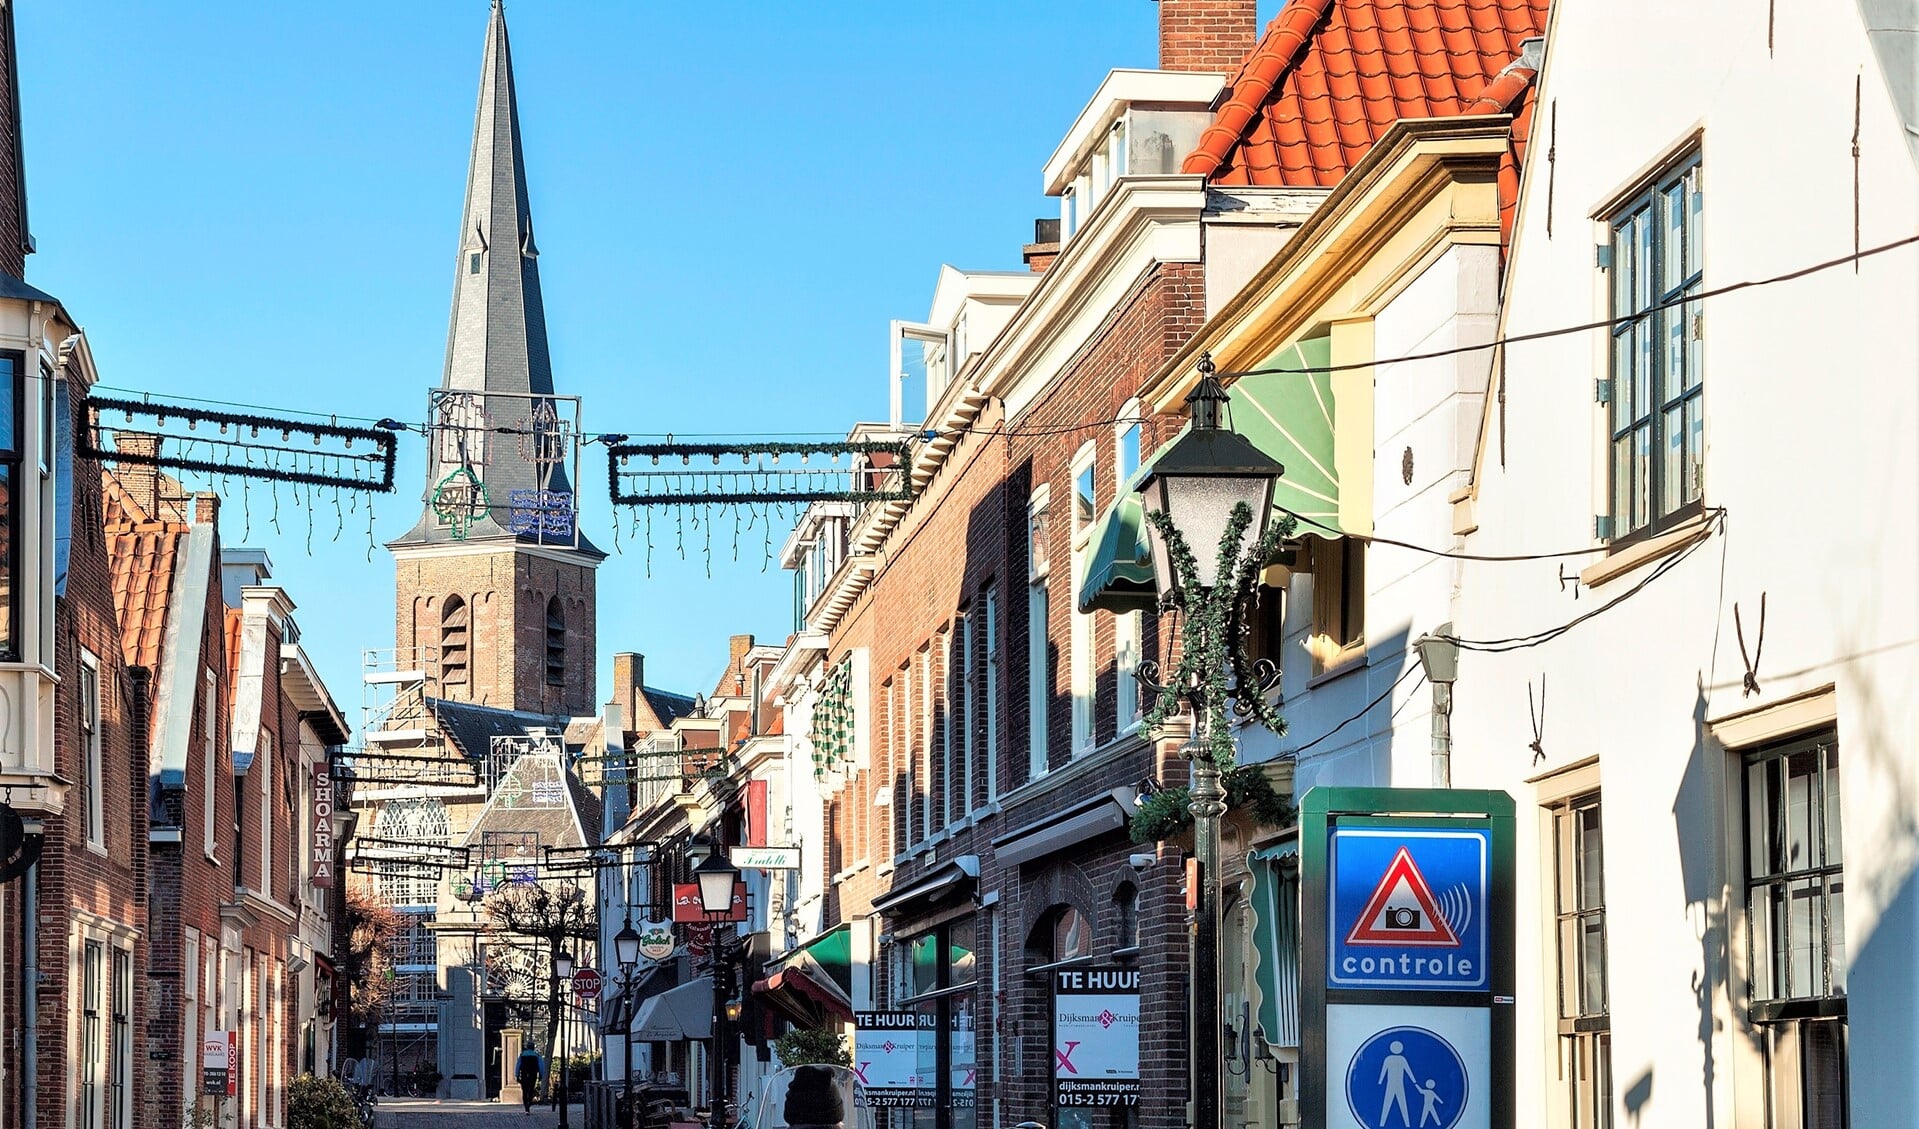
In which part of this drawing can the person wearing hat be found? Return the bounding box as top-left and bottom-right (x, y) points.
(781, 1066), (845, 1129)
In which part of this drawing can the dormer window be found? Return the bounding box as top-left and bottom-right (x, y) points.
(468, 251), (482, 275)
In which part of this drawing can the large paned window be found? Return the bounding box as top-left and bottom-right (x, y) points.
(1070, 447), (1097, 754)
(1113, 409), (1143, 729)
(983, 586), (1000, 804)
(1744, 731), (1848, 1129)
(955, 610), (973, 822)
(257, 728), (273, 893)
(1028, 493), (1052, 781)
(80, 940), (103, 1129)
(202, 670), (218, 859)
(0, 353), (20, 658)
(182, 931), (199, 1106)
(80, 650), (103, 848)
(1310, 538), (1365, 672)
(1606, 154), (1704, 540)
(892, 917), (980, 1129)
(111, 948), (131, 1129)
(1552, 794), (1611, 1129)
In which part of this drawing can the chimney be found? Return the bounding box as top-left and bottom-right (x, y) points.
(113, 435), (162, 520)
(720, 634), (754, 697)
(1158, 0), (1258, 74)
(192, 491), (220, 527)
(613, 651), (644, 733)
(1024, 217), (1061, 273)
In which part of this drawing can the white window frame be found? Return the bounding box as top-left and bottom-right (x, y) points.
(257, 728), (273, 894)
(920, 642), (936, 838)
(1027, 487), (1052, 782)
(1113, 406), (1145, 732)
(1070, 444), (1097, 755)
(956, 609), (973, 821)
(80, 649), (104, 850)
(182, 930), (200, 1107)
(983, 585), (1000, 806)
(942, 625), (960, 829)
(202, 669), (218, 861)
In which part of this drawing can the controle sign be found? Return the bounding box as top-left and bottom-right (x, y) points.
(1329, 828), (1489, 990)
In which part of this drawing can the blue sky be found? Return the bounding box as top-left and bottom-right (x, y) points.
(14, 1), (1224, 715)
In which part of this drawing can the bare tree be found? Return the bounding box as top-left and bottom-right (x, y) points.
(339, 879), (405, 1026)
(483, 881), (597, 1088)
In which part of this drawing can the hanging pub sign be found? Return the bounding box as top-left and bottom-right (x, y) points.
(1302, 787), (1514, 1129)
(636, 920), (675, 962)
(853, 1012), (936, 1108)
(671, 881), (748, 923)
(1051, 968), (1140, 1109)
(310, 764), (335, 889)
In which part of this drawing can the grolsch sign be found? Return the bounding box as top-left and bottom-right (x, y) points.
(310, 764), (335, 888)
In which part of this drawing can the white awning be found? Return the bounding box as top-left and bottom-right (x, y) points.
(629, 976), (713, 1042)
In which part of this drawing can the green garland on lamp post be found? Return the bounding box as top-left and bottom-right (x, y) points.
(1138, 499), (1296, 764)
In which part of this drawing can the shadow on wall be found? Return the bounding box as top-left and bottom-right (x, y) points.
(1623, 1069), (1652, 1127)
(1672, 681), (1737, 1129)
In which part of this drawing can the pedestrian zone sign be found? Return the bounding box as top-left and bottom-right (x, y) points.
(1330, 828), (1488, 991)
(1328, 1006), (1488, 1129)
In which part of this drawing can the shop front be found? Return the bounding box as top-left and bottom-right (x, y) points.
(863, 859), (980, 1129)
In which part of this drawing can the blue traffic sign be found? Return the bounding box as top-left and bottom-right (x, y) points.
(1329, 828), (1489, 991)
(1344, 1026), (1468, 1129)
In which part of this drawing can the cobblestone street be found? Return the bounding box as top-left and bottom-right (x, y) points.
(377, 1098), (586, 1129)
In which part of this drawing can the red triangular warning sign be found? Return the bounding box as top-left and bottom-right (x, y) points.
(1346, 845), (1459, 946)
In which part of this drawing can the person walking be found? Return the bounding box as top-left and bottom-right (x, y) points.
(516, 1047), (544, 1115)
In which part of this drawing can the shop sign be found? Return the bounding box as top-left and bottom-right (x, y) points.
(1051, 968), (1139, 1109)
(1302, 788), (1514, 1129)
(853, 1011), (936, 1108)
(636, 920), (675, 962)
(671, 881), (747, 923)
(310, 765), (335, 888)
(729, 845), (800, 870)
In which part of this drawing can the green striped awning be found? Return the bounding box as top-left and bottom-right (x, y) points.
(809, 657), (855, 774)
(1248, 841), (1301, 1050)
(1227, 335), (1342, 537)
(1077, 493), (1158, 615)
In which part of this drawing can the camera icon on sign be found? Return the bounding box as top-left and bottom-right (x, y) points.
(1383, 907), (1422, 930)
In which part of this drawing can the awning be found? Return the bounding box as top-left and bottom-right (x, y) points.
(1077, 495), (1157, 615)
(991, 787), (1137, 867)
(629, 976), (713, 1042)
(753, 922), (856, 1025)
(1080, 336), (1344, 614)
(1247, 841), (1301, 1050)
(871, 855), (979, 919)
(601, 961), (675, 1034)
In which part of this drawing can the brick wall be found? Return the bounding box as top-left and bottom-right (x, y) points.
(395, 547), (597, 716)
(1159, 0), (1259, 74)
(821, 259), (1210, 1129)
(0, 1), (27, 280)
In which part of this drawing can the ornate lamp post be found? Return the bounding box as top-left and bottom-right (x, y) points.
(554, 949), (575, 1129)
(693, 852), (742, 1126)
(614, 922), (643, 1129)
(1133, 355), (1289, 1129)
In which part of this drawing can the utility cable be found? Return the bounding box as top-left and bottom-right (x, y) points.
(1286, 662), (1425, 758)
(1280, 508), (1610, 561)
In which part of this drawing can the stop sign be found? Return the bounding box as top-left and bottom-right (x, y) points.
(571, 968), (602, 1002)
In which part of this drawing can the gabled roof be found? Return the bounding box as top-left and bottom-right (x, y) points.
(425, 696), (571, 760)
(1182, 0), (1550, 186)
(460, 749), (600, 852)
(104, 472), (188, 671)
(642, 687), (697, 729)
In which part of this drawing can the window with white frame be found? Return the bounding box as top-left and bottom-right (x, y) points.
(182, 931), (199, 1106)
(956, 609), (973, 820)
(202, 669), (218, 859)
(1551, 792), (1612, 1129)
(1027, 489), (1052, 782)
(80, 649), (103, 848)
(1605, 153), (1703, 541)
(983, 585), (1000, 804)
(80, 940), (103, 1129)
(1743, 729), (1848, 1129)
(110, 948), (131, 1129)
(944, 624), (962, 828)
(257, 728), (273, 894)
(921, 641), (936, 837)
(1114, 407), (1143, 729)
(1071, 447), (1097, 754)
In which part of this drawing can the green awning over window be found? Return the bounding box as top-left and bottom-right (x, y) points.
(1226, 334), (1343, 538)
(1077, 493), (1158, 615)
(1078, 336), (1343, 614)
(1248, 841), (1301, 1050)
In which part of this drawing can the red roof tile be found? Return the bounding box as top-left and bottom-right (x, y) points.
(106, 518), (185, 671)
(1183, 0), (1549, 186)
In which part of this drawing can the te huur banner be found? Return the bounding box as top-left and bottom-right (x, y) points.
(1301, 787), (1514, 1129)
(853, 1011), (936, 1109)
(1052, 967), (1140, 1110)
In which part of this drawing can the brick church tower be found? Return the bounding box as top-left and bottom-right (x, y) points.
(389, 0), (603, 717)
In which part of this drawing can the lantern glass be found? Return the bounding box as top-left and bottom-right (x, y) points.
(1142, 473), (1274, 590)
(614, 924), (642, 970)
(555, 951), (575, 980)
(694, 853), (739, 915)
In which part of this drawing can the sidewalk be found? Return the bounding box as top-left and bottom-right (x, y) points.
(378, 1097), (587, 1129)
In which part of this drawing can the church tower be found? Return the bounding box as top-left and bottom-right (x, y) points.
(390, 0), (603, 717)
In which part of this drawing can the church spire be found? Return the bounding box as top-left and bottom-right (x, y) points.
(443, 0), (549, 400)
(395, 1), (600, 556)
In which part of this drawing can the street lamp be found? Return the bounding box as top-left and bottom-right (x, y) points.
(614, 923), (643, 1129)
(1414, 625), (1459, 787)
(1133, 354), (1286, 1129)
(554, 950), (575, 1128)
(691, 851), (741, 1125)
